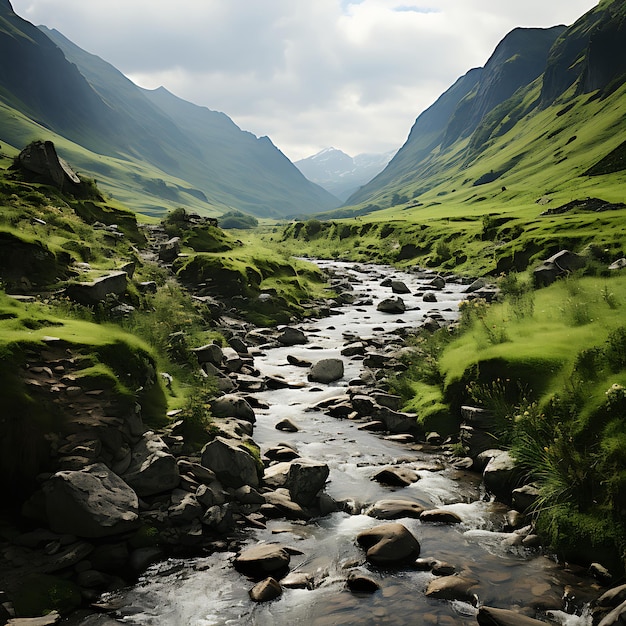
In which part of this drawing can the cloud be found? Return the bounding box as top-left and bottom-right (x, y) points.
(10, 0), (598, 160)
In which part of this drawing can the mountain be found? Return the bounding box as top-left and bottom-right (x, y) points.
(0, 1), (339, 217)
(295, 147), (395, 201)
(345, 0), (626, 212)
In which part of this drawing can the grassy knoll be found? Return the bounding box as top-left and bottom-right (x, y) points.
(391, 272), (626, 572)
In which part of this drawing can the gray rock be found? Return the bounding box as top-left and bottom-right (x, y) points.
(511, 484), (541, 512)
(193, 343), (224, 366)
(210, 395), (256, 423)
(158, 237), (181, 262)
(18, 140), (80, 188)
(483, 451), (523, 503)
(123, 432), (180, 497)
(420, 509), (462, 524)
(534, 249), (586, 286)
(308, 358), (344, 383)
(372, 467), (419, 487)
(609, 258), (626, 271)
(356, 523), (421, 566)
(277, 327), (308, 346)
(287, 458), (330, 506)
(43, 463), (139, 538)
(390, 280), (410, 294)
(201, 437), (260, 488)
(249, 577), (282, 602)
(275, 418), (299, 432)
(168, 491), (203, 524)
(65, 272), (128, 305)
(377, 297), (406, 313)
(201, 504), (234, 533)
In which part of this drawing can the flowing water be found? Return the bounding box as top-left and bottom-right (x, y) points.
(109, 261), (596, 626)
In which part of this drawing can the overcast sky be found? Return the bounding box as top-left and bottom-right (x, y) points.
(11, 0), (598, 162)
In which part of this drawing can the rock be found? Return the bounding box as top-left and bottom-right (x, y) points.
(477, 606), (549, 625)
(422, 292), (438, 303)
(377, 297), (406, 313)
(201, 437), (260, 488)
(308, 358), (344, 383)
(483, 451), (523, 503)
(18, 140), (80, 188)
(533, 250), (586, 286)
(233, 485), (266, 505)
(262, 489), (309, 520)
(138, 280), (158, 294)
(609, 258), (626, 271)
(210, 395), (256, 423)
(356, 523), (421, 566)
(425, 575), (478, 603)
(249, 577), (282, 602)
(263, 462), (293, 488)
(597, 583), (626, 608)
(372, 467), (419, 487)
(277, 327), (308, 346)
(7, 612), (62, 625)
(128, 547), (164, 575)
(123, 432), (180, 497)
(275, 418), (299, 432)
(229, 337), (250, 354)
(65, 272), (128, 305)
(234, 544), (291, 579)
(192, 343), (224, 366)
(367, 499), (425, 520)
(598, 600), (626, 626)
(429, 276), (446, 289)
(419, 509), (462, 524)
(43, 463), (139, 538)
(347, 571), (380, 593)
(511, 484), (541, 512)
(158, 237), (181, 263)
(390, 280), (410, 294)
(287, 458), (330, 506)
(590, 562), (614, 585)
(168, 491), (203, 524)
(201, 504), (234, 533)
(281, 572), (313, 589)
(287, 354), (311, 367)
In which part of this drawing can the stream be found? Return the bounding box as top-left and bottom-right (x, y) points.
(108, 261), (596, 626)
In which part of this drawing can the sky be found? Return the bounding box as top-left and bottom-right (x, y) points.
(11, 0), (599, 162)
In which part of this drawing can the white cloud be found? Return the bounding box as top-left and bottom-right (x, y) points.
(10, 0), (599, 160)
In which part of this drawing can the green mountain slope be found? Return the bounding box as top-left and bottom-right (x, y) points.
(344, 0), (626, 215)
(0, 1), (339, 217)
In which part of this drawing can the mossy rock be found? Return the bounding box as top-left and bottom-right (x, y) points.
(13, 574), (82, 617)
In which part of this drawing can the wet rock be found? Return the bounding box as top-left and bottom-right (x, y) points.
(210, 395), (256, 423)
(287, 458), (330, 506)
(598, 601), (626, 626)
(425, 575), (478, 603)
(287, 354), (311, 368)
(429, 276), (446, 289)
(234, 543), (291, 579)
(277, 327), (308, 346)
(249, 577), (282, 602)
(597, 583), (626, 608)
(419, 509), (462, 525)
(589, 562), (613, 585)
(483, 451), (523, 503)
(390, 280), (410, 294)
(347, 571), (381, 594)
(356, 523), (421, 566)
(263, 462), (293, 488)
(281, 572), (313, 589)
(308, 358), (344, 383)
(372, 467), (419, 487)
(201, 504), (234, 533)
(43, 463), (139, 538)
(262, 489), (309, 520)
(201, 437), (260, 488)
(511, 484), (541, 512)
(341, 342), (366, 357)
(423, 292), (437, 303)
(275, 419), (299, 432)
(477, 606), (548, 625)
(377, 297), (406, 313)
(123, 432), (180, 497)
(367, 499), (425, 520)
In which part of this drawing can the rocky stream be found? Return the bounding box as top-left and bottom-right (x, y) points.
(83, 260), (614, 626)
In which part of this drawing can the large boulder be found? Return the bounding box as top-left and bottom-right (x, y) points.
(65, 272), (128, 305)
(192, 343), (224, 366)
(123, 432), (180, 497)
(277, 327), (308, 346)
(158, 237), (181, 263)
(43, 463), (139, 538)
(483, 451), (523, 503)
(201, 437), (260, 488)
(533, 250), (586, 287)
(356, 523), (421, 566)
(18, 140), (81, 188)
(287, 458), (329, 506)
(598, 600), (626, 626)
(366, 499), (425, 520)
(308, 358), (344, 383)
(390, 280), (410, 294)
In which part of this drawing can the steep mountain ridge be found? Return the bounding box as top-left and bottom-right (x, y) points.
(0, 2), (339, 217)
(295, 147), (395, 200)
(347, 25), (565, 207)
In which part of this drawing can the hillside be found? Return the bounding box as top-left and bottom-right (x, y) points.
(344, 0), (626, 216)
(0, 1), (339, 217)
